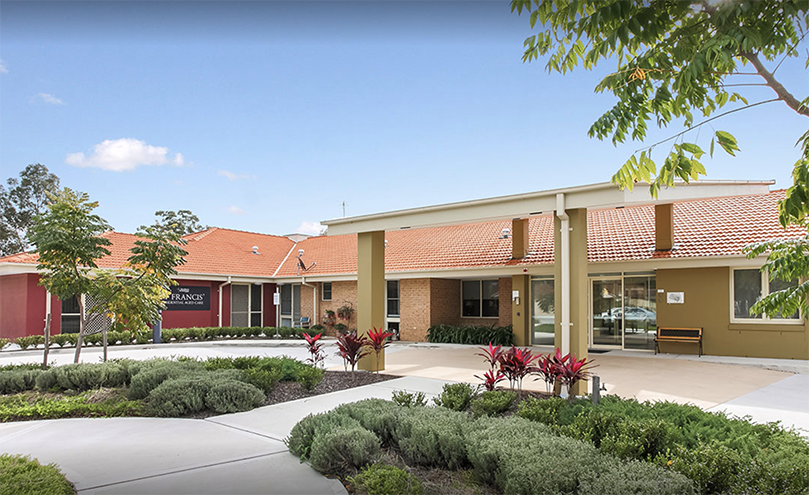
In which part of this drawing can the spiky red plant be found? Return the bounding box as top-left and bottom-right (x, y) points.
(476, 342), (504, 372)
(367, 327), (394, 372)
(474, 369), (506, 391)
(303, 332), (325, 368)
(335, 331), (371, 371)
(497, 346), (538, 391)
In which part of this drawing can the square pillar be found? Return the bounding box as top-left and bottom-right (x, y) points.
(511, 274), (531, 346)
(554, 208), (588, 395)
(357, 230), (386, 371)
(511, 218), (530, 259)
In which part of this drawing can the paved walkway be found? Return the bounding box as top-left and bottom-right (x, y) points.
(0, 375), (448, 494)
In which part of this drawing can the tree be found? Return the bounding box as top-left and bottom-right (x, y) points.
(30, 188), (187, 363)
(148, 209), (207, 236)
(0, 164), (60, 256)
(512, 0), (809, 317)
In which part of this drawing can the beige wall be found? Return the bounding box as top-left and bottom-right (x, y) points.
(657, 267), (809, 359)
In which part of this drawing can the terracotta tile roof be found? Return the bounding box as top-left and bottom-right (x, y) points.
(1, 190), (802, 277)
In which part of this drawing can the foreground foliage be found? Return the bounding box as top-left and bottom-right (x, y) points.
(287, 399), (695, 495)
(0, 454), (75, 495)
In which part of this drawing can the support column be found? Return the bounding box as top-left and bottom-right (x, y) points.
(511, 274), (531, 346)
(511, 218), (530, 259)
(357, 230), (386, 371)
(554, 207), (588, 395)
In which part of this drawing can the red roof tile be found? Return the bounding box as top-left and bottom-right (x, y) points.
(1, 190), (802, 277)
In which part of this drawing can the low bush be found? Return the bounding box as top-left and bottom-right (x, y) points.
(350, 463), (423, 495)
(204, 380), (265, 413)
(37, 362), (128, 392)
(145, 376), (213, 417)
(0, 363), (43, 372)
(128, 360), (203, 399)
(50, 334), (71, 348)
(391, 390), (427, 408)
(433, 383), (477, 412)
(334, 399), (402, 447)
(286, 411), (365, 460)
(309, 426), (381, 477)
(14, 335), (43, 350)
(294, 365), (324, 391)
(83, 333), (103, 346)
(517, 395), (567, 425)
(0, 338), (10, 350)
(243, 367), (283, 393)
(394, 406), (469, 470)
(0, 389), (143, 421)
(578, 458), (696, 495)
(470, 390), (516, 417)
(0, 369), (41, 394)
(0, 454), (75, 495)
(426, 324), (514, 346)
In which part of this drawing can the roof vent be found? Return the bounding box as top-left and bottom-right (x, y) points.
(252, 246), (260, 255)
(499, 228), (511, 239)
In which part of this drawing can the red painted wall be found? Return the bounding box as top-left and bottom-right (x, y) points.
(0, 274), (48, 339)
(263, 283), (277, 327)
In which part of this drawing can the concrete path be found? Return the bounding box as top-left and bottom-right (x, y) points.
(0, 376), (447, 494)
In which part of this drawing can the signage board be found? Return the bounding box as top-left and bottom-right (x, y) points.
(165, 286), (210, 311)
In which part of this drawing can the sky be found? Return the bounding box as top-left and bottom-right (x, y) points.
(1, 1), (807, 236)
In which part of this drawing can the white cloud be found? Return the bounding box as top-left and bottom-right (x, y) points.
(32, 93), (65, 105)
(66, 138), (186, 172)
(0, 59), (7, 74)
(227, 205), (246, 215)
(218, 169), (249, 181)
(296, 221), (326, 236)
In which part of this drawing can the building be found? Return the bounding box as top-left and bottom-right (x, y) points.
(1, 181), (807, 360)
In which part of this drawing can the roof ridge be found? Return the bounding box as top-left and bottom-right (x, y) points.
(188, 227), (218, 242)
(272, 241), (299, 277)
(202, 226), (292, 240)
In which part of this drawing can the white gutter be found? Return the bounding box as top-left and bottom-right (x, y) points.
(556, 193), (570, 356)
(218, 276), (232, 327)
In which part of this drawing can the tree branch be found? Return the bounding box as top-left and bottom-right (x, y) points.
(741, 51), (809, 117)
(634, 98), (780, 153)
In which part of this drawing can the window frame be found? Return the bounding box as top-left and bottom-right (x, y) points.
(231, 283), (263, 327)
(322, 282), (332, 301)
(730, 268), (802, 324)
(461, 279), (500, 319)
(61, 295), (82, 334)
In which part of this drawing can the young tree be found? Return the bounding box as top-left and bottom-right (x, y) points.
(512, 0), (809, 317)
(30, 188), (187, 363)
(0, 164), (60, 256)
(148, 209), (207, 236)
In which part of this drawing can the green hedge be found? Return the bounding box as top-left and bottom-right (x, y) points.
(426, 324), (514, 346)
(286, 400), (695, 494)
(0, 454), (75, 495)
(517, 395), (809, 495)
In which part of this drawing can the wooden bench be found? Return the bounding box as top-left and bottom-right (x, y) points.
(655, 327), (703, 356)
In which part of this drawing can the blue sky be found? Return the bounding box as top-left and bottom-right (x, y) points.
(1, 1), (807, 236)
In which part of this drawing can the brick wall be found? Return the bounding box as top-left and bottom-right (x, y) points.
(319, 281), (357, 334)
(400, 278), (431, 341)
(432, 277), (513, 329)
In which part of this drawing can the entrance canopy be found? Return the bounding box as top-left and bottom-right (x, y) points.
(323, 180), (772, 235)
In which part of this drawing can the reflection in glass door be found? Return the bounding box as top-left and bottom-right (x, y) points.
(531, 278), (555, 345)
(591, 279), (623, 347)
(623, 276), (656, 350)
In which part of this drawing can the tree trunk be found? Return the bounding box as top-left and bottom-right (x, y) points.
(74, 297), (85, 364)
(102, 328), (108, 362)
(42, 314), (51, 370)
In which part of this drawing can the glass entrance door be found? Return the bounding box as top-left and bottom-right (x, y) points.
(591, 278), (623, 347)
(623, 276), (657, 350)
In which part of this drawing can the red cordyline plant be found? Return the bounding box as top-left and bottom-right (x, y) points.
(497, 347), (538, 391)
(303, 332), (326, 368)
(476, 343), (504, 373)
(474, 369), (506, 391)
(534, 348), (597, 399)
(335, 330), (371, 372)
(559, 353), (596, 396)
(367, 327), (394, 373)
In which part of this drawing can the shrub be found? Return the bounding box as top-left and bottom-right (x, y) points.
(83, 333), (103, 346)
(578, 458), (696, 495)
(391, 390), (427, 408)
(661, 443), (747, 495)
(286, 411), (364, 460)
(204, 380), (265, 413)
(0, 454), (75, 495)
(334, 399), (402, 447)
(470, 390), (516, 417)
(204, 327), (221, 340)
(0, 369), (41, 394)
(243, 367), (283, 393)
(309, 425), (381, 477)
(394, 407), (469, 469)
(0, 389), (143, 422)
(294, 365), (324, 391)
(517, 396), (568, 425)
(426, 324), (514, 346)
(350, 463), (423, 495)
(145, 376), (212, 417)
(13, 335), (43, 350)
(0, 338), (10, 350)
(128, 361), (203, 399)
(38, 362), (128, 392)
(0, 362), (43, 372)
(433, 382), (477, 412)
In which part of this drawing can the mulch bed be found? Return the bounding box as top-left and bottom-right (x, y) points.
(264, 370), (399, 406)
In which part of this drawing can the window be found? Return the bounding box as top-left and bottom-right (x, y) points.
(250, 284), (262, 327)
(232, 284), (263, 327)
(61, 295), (81, 334)
(387, 280), (400, 317)
(322, 282), (332, 301)
(462, 280), (499, 317)
(733, 269), (799, 321)
(279, 284), (301, 327)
